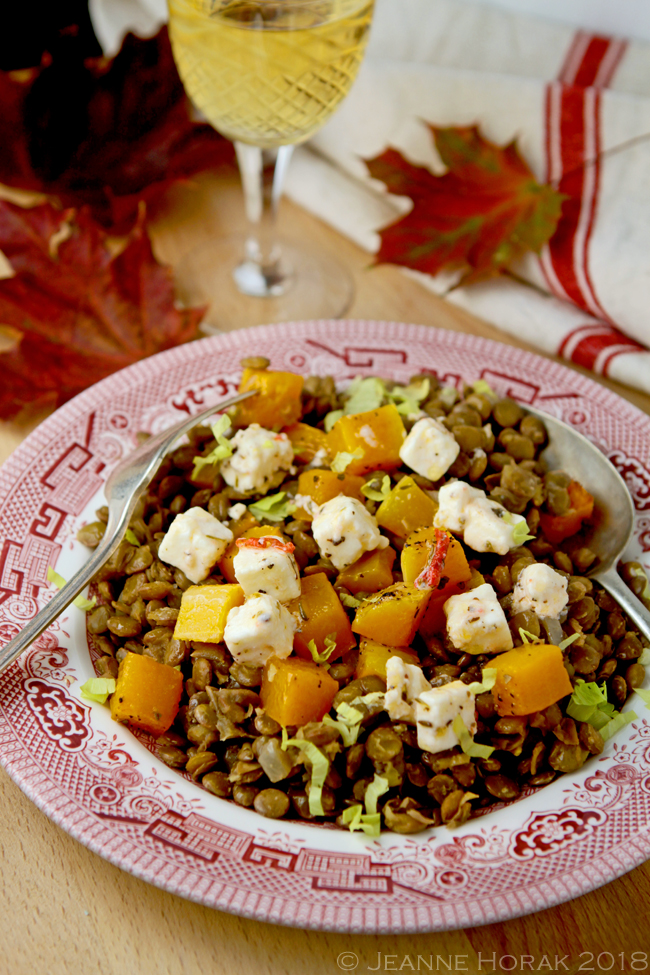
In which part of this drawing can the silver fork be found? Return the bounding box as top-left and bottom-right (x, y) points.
(0, 389), (256, 675)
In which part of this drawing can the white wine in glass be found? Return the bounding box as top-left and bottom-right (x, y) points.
(168, 0), (375, 328)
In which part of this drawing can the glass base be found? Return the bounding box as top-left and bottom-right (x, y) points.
(174, 234), (354, 332)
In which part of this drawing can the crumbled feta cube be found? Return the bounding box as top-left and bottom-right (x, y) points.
(434, 481), (485, 533)
(227, 502), (247, 521)
(462, 497), (528, 555)
(416, 680), (477, 754)
(444, 583), (513, 654)
(385, 656), (432, 723)
(221, 423), (293, 494)
(311, 495), (388, 571)
(399, 417), (460, 481)
(223, 594), (297, 667)
(158, 507), (233, 584)
(294, 493), (319, 519)
(512, 562), (569, 619)
(305, 447), (330, 470)
(233, 539), (301, 603)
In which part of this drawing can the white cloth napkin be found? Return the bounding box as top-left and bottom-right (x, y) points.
(90, 0), (650, 393)
(284, 0), (650, 393)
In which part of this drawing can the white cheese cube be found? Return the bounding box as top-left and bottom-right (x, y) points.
(434, 481), (485, 533)
(399, 417), (460, 481)
(512, 562), (569, 619)
(462, 497), (528, 556)
(444, 582), (513, 655)
(311, 496), (388, 571)
(416, 680), (477, 754)
(227, 502), (247, 521)
(385, 656), (432, 724)
(233, 538), (301, 603)
(221, 423), (293, 494)
(158, 507), (233, 584)
(223, 594), (297, 667)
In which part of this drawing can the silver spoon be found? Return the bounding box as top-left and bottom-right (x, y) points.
(526, 404), (650, 642)
(0, 389), (255, 675)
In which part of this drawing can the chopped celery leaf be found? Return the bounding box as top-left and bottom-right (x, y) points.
(331, 449), (363, 473)
(361, 474), (391, 502)
(47, 566), (96, 611)
(453, 715), (495, 758)
(125, 529), (139, 545)
(248, 491), (296, 523)
(343, 376), (385, 415)
(80, 678), (115, 704)
(365, 773), (390, 815)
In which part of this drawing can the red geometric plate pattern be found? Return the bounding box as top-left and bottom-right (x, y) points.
(1, 320), (649, 933)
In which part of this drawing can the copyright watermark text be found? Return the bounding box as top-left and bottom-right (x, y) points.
(336, 951), (649, 972)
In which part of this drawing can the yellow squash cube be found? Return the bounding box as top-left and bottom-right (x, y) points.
(284, 423), (331, 464)
(336, 546), (396, 595)
(295, 469), (365, 520)
(352, 583), (431, 647)
(261, 656), (339, 727)
(237, 367), (304, 430)
(356, 639), (419, 680)
(491, 644), (574, 716)
(111, 652), (184, 736)
(376, 475), (438, 538)
(173, 584), (245, 642)
(328, 404), (406, 475)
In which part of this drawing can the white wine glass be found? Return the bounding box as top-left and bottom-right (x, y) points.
(168, 0), (375, 330)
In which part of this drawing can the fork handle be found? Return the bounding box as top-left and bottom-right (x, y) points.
(0, 521), (128, 674)
(594, 565), (650, 644)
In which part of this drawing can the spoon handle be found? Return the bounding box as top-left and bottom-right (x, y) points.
(594, 566), (650, 643)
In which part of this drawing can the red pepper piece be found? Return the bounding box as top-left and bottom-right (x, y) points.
(414, 529), (450, 591)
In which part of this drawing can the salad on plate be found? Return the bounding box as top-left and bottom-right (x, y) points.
(76, 359), (650, 836)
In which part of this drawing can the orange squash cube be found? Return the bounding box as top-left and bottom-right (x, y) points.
(261, 655), (339, 727)
(295, 468), (365, 520)
(237, 367), (304, 430)
(376, 475), (438, 538)
(288, 571), (356, 661)
(356, 639), (419, 680)
(173, 584), (245, 642)
(352, 583), (431, 647)
(336, 546), (396, 595)
(219, 523), (283, 583)
(401, 528), (471, 587)
(110, 652), (184, 736)
(491, 643), (574, 716)
(284, 422), (331, 464)
(328, 404), (406, 475)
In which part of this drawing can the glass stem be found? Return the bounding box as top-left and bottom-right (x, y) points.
(233, 141), (294, 298)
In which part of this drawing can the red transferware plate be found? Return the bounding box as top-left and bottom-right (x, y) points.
(1, 320), (649, 932)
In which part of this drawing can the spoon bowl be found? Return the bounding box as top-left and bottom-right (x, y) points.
(527, 404), (650, 641)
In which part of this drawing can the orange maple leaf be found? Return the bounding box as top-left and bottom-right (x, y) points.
(366, 125), (566, 285)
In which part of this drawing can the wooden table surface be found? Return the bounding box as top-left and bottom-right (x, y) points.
(1, 172), (649, 975)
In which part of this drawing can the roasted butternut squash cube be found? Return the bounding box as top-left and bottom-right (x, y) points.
(288, 571), (356, 661)
(261, 655), (339, 727)
(491, 643), (574, 716)
(328, 404), (406, 475)
(352, 583), (431, 647)
(219, 523), (283, 583)
(284, 422), (331, 464)
(173, 584), (245, 642)
(401, 528), (471, 587)
(336, 546), (396, 595)
(295, 469), (365, 520)
(356, 639), (419, 680)
(376, 475), (438, 538)
(236, 367), (304, 430)
(110, 652), (183, 736)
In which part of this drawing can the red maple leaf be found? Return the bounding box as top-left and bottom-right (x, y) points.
(0, 199), (205, 420)
(0, 29), (234, 233)
(366, 125), (565, 285)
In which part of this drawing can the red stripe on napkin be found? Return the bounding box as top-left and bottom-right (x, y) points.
(558, 324), (644, 376)
(540, 33), (627, 340)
